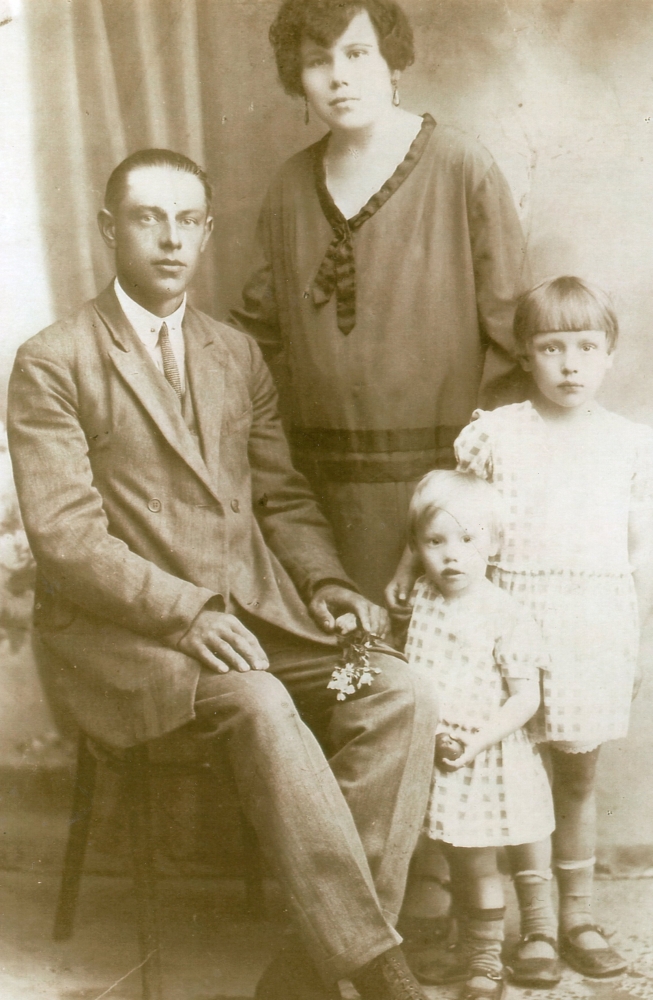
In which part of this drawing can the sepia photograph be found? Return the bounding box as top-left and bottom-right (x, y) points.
(0, 1), (652, 998)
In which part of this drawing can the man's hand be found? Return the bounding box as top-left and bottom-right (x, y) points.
(178, 609), (269, 673)
(309, 583), (390, 638)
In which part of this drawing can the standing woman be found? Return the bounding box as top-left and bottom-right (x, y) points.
(230, 0), (528, 606)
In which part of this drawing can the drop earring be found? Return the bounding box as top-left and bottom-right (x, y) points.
(304, 97), (310, 125)
(392, 80), (400, 106)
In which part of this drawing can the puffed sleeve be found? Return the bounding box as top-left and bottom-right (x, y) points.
(630, 424), (653, 512)
(495, 614), (549, 682)
(454, 409), (494, 480)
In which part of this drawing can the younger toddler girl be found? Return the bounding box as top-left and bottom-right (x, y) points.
(404, 470), (556, 1000)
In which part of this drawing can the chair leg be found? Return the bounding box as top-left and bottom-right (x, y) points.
(53, 732), (97, 940)
(240, 813), (265, 917)
(126, 744), (163, 1000)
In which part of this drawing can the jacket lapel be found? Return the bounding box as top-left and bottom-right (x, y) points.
(94, 285), (222, 502)
(183, 309), (227, 487)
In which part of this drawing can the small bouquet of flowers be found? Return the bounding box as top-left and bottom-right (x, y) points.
(327, 616), (383, 701)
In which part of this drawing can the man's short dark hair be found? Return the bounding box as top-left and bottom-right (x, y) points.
(270, 0), (415, 98)
(104, 149), (213, 215)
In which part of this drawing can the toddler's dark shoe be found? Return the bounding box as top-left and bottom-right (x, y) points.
(459, 969), (506, 1000)
(559, 923), (627, 978)
(409, 942), (469, 984)
(352, 945), (430, 1000)
(509, 932), (561, 987)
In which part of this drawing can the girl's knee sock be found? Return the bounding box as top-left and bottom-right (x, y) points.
(466, 906), (505, 978)
(513, 869), (557, 941)
(555, 857), (595, 932)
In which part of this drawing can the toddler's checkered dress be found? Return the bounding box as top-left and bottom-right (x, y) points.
(406, 579), (555, 848)
(456, 402), (653, 748)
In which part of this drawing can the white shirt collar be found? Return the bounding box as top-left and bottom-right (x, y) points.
(114, 278), (186, 350)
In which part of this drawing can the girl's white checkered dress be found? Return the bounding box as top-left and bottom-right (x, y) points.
(406, 579), (555, 848)
(456, 401), (653, 747)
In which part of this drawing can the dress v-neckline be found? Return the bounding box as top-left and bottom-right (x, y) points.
(310, 114), (437, 334)
(313, 112), (436, 227)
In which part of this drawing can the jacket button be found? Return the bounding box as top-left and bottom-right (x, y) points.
(231, 499), (240, 513)
(148, 498), (162, 513)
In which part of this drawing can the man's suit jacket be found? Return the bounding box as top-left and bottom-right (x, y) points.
(8, 284), (350, 748)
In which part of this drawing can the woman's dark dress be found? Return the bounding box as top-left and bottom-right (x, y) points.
(230, 116), (528, 602)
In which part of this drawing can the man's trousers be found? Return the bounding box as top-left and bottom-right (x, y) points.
(188, 618), (438, 983)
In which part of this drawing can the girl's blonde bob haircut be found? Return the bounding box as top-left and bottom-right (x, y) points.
(407, 470), (505, 557)
(513, 276), (619, 355)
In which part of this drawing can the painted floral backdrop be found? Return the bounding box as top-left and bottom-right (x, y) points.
(0, 424), (66, 765)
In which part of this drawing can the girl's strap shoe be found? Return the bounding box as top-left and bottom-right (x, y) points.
(509, 932), (561, 987)
(559, 924), (627, 978)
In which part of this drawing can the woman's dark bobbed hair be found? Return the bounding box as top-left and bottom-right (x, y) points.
(270, 0), (415, 97)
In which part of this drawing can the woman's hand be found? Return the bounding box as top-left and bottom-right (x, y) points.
(385, 545), (421, 618)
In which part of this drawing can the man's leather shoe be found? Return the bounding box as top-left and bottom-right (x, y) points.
(352, 946), (430, 1000)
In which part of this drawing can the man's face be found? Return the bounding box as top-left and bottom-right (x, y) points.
(98, 165), (213, 316)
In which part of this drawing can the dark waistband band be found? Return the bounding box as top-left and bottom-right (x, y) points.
(290, 425), (460, 455)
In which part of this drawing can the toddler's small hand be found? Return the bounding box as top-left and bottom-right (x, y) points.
(434, 733), (465, 771)
(437, 733), (484, 771)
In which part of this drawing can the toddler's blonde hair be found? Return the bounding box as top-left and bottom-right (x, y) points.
(408, 470), (505, 557)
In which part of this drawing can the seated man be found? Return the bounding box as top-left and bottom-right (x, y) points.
(7, 149), (437, 1000)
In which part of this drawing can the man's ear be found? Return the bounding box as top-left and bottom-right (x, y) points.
(200, 214), (214, 254)
(97, 209), (117, 250)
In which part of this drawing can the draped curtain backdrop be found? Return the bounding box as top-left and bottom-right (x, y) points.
(25, 0), (315, 323)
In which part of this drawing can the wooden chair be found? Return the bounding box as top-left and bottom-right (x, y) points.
(53, 731), (265, 1000)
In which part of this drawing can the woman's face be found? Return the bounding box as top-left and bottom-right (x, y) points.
(300, 10), (396, 132)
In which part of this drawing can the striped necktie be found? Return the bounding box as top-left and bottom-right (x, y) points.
(158, 321), (183, 399)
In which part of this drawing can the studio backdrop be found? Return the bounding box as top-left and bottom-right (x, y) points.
(12, 0), (653, 866)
